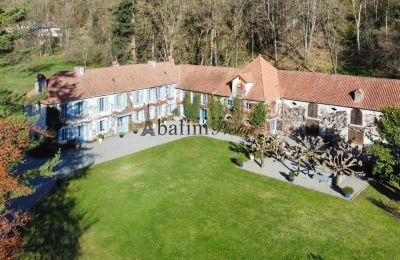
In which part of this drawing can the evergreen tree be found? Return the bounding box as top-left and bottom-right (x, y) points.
(208, 96), (225, 128)
(250, 102), (268, 127)
(183, 91), (200, 121)
(370, 106), (400, 183)
(111, 0), (135, 63)
(0, 6), (27, 55)
(231, 97), (243, 126)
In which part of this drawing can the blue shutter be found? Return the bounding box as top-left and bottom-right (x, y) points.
(114, 95), (119, 110)
(105, 119), (110, 132)
(96, 121), (100, 133)
(123, 116), (129, 132)
(67, 103), (73, 119)
(123, 94), (128, 108)
(67, 127), (72, 141)
(58, 128), (63, 144)
(83, 101), (88, 117)
(84, 124), (90, 141)
(96, 98), (100, 113)
(105, 97), (109, 112)
(132, 92), (137, 106)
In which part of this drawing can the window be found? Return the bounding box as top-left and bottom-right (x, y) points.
(245, 102), (253, 110)
(191, 92), (195, 103)
(98, 97), (105, 112)
(350, 108), (363, 126)
(61, 128), (68, 141)
(156, 88), (161, 99)
(117, 118), (123, 127)
(61, 104), (67, 119)
(353, 90), (364, 103)
(117, 94), (123, 107)
(201, 94), (207, 105)
(308, 103), (318, 118)
(76, 101), (84, 116)
(270, 119), (276, 131)
(99, 120), (105, 132)
(227, 99), (233, 107)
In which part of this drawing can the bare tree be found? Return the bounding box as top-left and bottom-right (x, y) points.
(321, 142), (363, 186)
(351, 0), (365, 54)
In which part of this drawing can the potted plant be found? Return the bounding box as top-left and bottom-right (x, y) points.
(342, 186), (354, 199)
(235, 154), (247, 168)
(132, 126), (139, 134)
(119, 132), (125, 138)
(288, 171), (296, 183)
(97, 134), (104, 144)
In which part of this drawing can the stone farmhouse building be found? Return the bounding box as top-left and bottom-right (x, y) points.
(26, 56), (400, 145)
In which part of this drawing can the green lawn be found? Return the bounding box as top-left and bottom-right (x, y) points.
(0, 55), (74, 93)
(22, 137), (400, 259)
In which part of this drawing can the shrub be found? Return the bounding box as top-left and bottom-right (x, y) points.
(342, 186), (354, 195)
(288, 172), (296, 179)
(235, 154), (247, 165)
(97, 134), (105, 140)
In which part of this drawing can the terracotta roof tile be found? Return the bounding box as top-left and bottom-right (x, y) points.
(42, 60), (178, 104)
(279, 70), (400, 111)
(177, 64), (236, 96)
(231, 56), (280, 102)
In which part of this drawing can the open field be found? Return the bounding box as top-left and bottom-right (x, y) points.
(21, 137), (400, 259)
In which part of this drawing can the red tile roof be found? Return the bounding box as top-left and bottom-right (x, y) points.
(177, 64), (236, 96)
(279, 70), (400, 111)
(31, 56), (400, 111)
(41, 60), (178, 104)
(231, 56), (280, 102)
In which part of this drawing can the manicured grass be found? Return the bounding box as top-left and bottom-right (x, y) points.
(22, 137), (400, 259)
(0, 55), (74, 93)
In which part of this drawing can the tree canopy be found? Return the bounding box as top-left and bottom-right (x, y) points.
(370, 106), (400, 183)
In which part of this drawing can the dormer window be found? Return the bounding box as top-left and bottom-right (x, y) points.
(353, 90), (364, 103)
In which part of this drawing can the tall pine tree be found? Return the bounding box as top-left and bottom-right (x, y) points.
(111, 0), (135, 64)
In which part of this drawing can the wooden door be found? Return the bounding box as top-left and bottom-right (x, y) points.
(348, 128), (364, 145)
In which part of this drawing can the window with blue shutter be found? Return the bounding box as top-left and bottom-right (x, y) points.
(114, 95), (119, 110)
(104, 97), (109, 112)
(84, 123), (90, 141)
(123, 94), (128, 108)
(97, 97), (105, 112)
(67, 103), (74, 119)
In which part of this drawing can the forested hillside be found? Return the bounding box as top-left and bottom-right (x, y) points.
(2, 0), (400, 78)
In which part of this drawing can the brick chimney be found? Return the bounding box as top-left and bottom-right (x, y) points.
(34, 74), (47, 94)
(74, 66), (85, 77)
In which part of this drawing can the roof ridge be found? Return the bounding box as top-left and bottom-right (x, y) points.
(278, 70), (400, 82)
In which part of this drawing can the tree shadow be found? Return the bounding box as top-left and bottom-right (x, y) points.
(367, 197), (400, 220)
(21, 167), (96, 259)
(307, 252), (324, 260)
(228, 141), (249, 157)
(24, 63), (56, 76)
(368, 180), (400, 202)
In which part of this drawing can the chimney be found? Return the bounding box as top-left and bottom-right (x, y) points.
(148, 60), (157, 67)
(112, 58), (120, 67)
(34, 74), (47, 94)
(74, 66), (85, 77)
(168, 56), (175, 64)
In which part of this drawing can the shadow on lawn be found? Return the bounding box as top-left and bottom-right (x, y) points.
(21, 167), (96, 259)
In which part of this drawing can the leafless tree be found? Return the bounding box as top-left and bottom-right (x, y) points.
(321, 142), (363, 186)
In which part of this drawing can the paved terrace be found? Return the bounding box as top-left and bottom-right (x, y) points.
(11, 122), (368, 212)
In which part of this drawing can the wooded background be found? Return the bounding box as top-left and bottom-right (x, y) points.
(3, 0), (400, 78)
